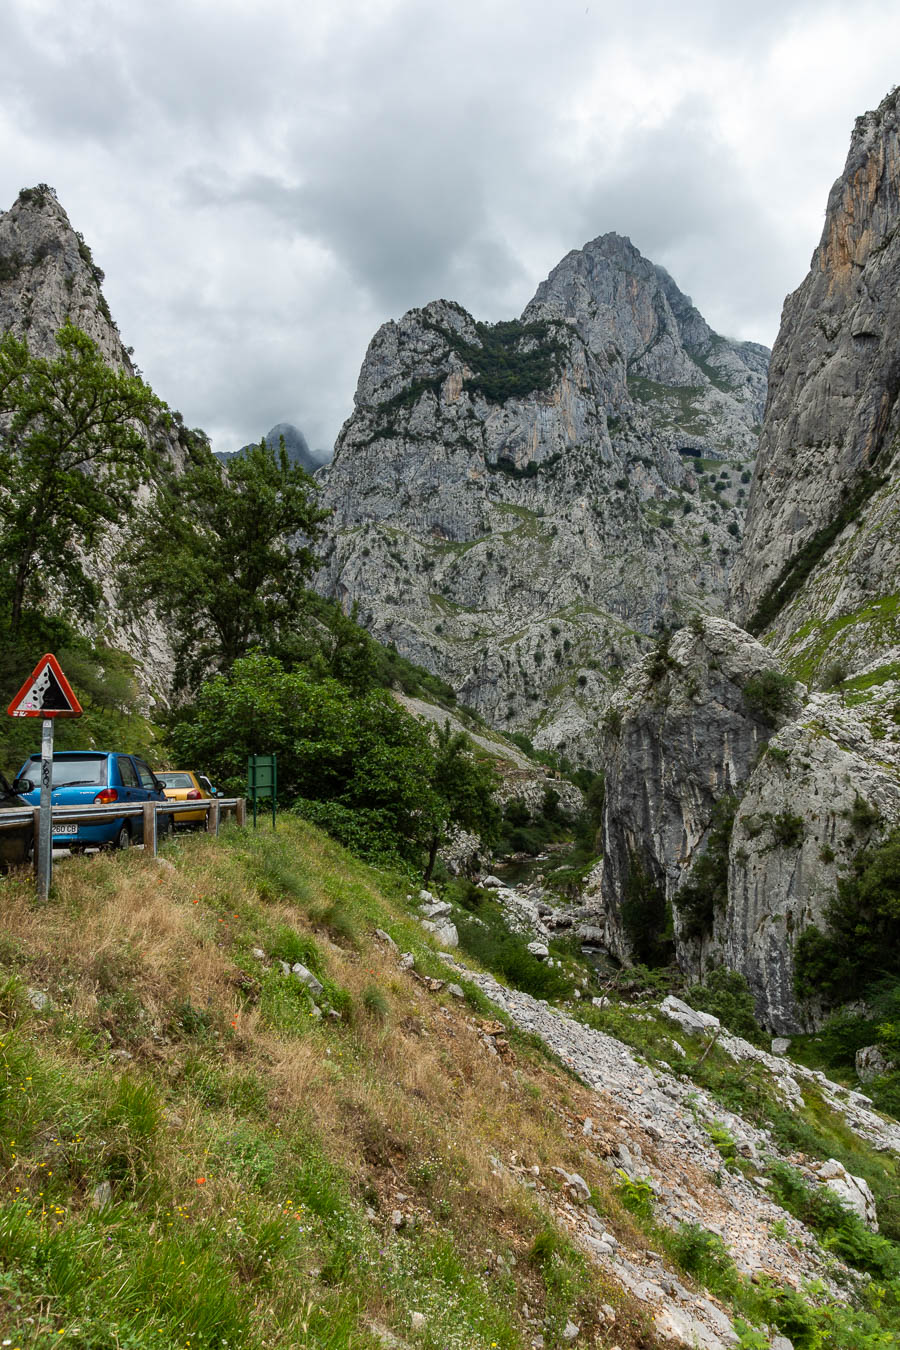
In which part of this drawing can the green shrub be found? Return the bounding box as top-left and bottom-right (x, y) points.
(455, 908), (573, 1001)
(669, 1223), (737, 1296)
(362, 985), (389, 1020)
(621, 854), (674, 967)
(674, 795), (737, 939)
(614, 1171), (655, 1221)
(741, 670), (795, 725)
(795, 830), (900, 1006)
(683, 969), (765, 1044)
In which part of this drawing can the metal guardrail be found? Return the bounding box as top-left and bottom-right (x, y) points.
(0, 797), (248, 868)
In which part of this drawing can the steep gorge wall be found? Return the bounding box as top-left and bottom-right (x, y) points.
(731, 88), (900, 691)
(601, 90), (900, 1030)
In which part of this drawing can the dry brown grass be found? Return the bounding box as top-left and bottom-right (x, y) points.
(0, 824), (673, 1349)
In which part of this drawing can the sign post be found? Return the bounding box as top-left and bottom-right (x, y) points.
(247, 754), (277, 830)
(7, 653), (83, 900)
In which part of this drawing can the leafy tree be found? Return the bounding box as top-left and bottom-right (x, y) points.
(421, 722), (500, 882)
(741, 669), (795, 725)
(621, 852), (674, 966)
(0, 324), (165, 632)
(125, 437), (329, 682)
(795, 829), (900, 1007)
(168, 652), (499, 875)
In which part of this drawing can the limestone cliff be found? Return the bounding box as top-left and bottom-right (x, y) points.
(600, 617), (900, 1031)
(318, 235), (768, 765)
(0, 184), (132, 368)
(731, 87), (900, 692)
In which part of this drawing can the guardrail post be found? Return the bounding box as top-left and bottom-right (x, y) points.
(143, 802), (158, 857)
(236, 798), (246, 828)
(207, 800), (220, 836)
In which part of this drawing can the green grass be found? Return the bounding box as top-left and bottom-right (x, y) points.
(0, 821), (669, 1350)
(784, 593), (900, 685)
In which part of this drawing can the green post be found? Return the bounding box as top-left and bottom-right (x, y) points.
(247, 754), (277, 830)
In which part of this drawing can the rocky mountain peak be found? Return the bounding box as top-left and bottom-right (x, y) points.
(0, 184), (131, 369)
(317, 235), (769, 762)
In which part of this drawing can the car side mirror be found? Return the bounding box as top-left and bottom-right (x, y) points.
(13, 777), (33, 793)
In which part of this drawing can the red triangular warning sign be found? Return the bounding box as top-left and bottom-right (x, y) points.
(7, 653), (83, 719)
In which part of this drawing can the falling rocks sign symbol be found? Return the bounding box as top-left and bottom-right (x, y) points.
(7, 653), (83, 719)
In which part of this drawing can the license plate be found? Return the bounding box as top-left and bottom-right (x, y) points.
(54, 824), (79, 835)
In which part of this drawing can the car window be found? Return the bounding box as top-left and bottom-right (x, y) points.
(158, 772), (194, 789)
(198, 776), (214, 794)
(26, 755), (106, 787)
(117, 756), (140, 788)
(133, 759), (158, 790)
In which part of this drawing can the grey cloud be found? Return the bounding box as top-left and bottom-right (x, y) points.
(1, 0), (899, 453)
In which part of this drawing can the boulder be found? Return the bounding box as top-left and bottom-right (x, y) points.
(659, 996), (720, 1036)
(420, 918), (459, 949)
(855, 1044), (896, 1083)
(816, 1159), (879, 1231)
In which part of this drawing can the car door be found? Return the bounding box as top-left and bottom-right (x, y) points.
(132, 757), (160, 842)
(117, 755), (140, 806)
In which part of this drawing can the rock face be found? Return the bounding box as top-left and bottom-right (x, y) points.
(0, 184), (132, 368)
(731, 87), (900, 691)
(0, 185), (185, 699)
(600, 617), (900, 1030)
(317, 234), (768, 764)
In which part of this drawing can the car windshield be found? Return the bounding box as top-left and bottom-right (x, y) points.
(158, 772), (194, 789)
(25, 755), (106, 787)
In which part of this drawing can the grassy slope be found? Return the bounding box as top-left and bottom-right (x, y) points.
(0, 821), (667, 1350)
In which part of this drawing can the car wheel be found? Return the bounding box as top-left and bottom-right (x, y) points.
(113, 823), (131, 851)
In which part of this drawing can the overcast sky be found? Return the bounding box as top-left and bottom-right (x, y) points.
(0, 0), (898, 455)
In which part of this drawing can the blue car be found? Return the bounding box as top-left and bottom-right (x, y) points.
(15, 751), (171, 851)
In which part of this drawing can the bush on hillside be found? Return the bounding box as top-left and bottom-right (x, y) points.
(794, 829), (900, 1007)
(169, 651), (497, 873)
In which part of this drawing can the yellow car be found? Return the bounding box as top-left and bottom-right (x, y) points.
(156, 770), (210, 830)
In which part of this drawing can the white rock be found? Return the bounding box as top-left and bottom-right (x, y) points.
(527, 941), (550, 959)
(816, 1159), (879, 1230)
(447, 983), (465, 999)
(374, 928), (399, 951)
(659, 996), (720, 1035)
(561, 1321), (579, 1342)
(420, 899), (452, 919)
(292, 963), (325, 999)
(91, 1180), (112, 1210)
(856, 1044), (895, 1083)
(420, 918), (459, 949)
(771, 1037), (791, 1056)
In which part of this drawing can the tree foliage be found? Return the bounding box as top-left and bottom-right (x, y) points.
(794, 829), (900, 1007)
(621, 852), (674, 966)
(0, 324), (165, 631)
(125, 437), (329, 682)
(168, 652), (498, 874)
(673, 794), (737, 940)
